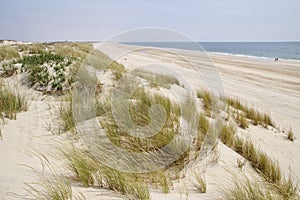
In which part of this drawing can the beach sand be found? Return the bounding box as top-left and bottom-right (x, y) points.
(0, 42), (299, 199)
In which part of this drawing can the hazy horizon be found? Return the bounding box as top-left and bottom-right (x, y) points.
(1, 0), (299, 42)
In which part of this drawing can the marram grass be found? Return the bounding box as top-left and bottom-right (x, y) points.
(0, 87), (27, 120)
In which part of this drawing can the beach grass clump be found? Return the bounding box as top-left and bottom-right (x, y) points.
(277, 174), (299, 199)
(245, 107), (261, 126)
(53, 42), (93, 59)
(59, 95), (105, 133)
(217, 119), (299, 198)
(69, 42), (93, 54)
(224, 96), (275, 129)
(27, 174), (74, 200)
(262, 113), (275, 128)
(0, 87), (27, 119)
(25, 152), (84, 200)
(19, 43), (47, 54)
(145, 170), (172, 194)
(63, 147), (151, 200)
(287, 128), (295, 142)
(81, 49), (126, 80)
(133, 69), (180, 89)
(223, 176), (276, 200)
(63, 148), (98, 187)
(100, 87), (181, 153)
(225, 96), (248, 112)
(110, 61), (126, 81)
(219, 123), (237, 147)
(17, 42), (92, 59)
(197, 90), (214, 117)
(98, 84), (192, 173)
(0, 45), (20, 61)
(196, 113), (210, 150)
(232, 137), (282, 184)
(59, 99), (75, 132)
(236, 113), (249, 129)
(230, 137), (299, 199)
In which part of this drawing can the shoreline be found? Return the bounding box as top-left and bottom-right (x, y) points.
(119, 42), (300, 63)
(209, 51), (300, 63)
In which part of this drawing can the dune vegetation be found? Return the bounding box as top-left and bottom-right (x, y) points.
(196, 91), (300, 200)
(223, 96), (276, 129)
(0, 41), (299, 200)
(0, 42), (94, 94)
(0, 86), (27, 120)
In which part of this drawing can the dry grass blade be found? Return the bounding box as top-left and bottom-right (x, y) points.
(193, 172), (207, 193)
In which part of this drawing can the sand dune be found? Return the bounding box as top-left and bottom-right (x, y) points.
(0, 42), (299, 199)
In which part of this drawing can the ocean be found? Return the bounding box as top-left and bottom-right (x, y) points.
(122, 42), (300, 61)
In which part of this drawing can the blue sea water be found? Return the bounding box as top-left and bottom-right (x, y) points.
(122, 42), (300, 61)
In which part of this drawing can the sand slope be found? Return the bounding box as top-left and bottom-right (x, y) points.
(0, 42), (299, 199)
(97, 42), (300, 181)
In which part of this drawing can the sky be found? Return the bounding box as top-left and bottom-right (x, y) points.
(0, 0), (299, 42)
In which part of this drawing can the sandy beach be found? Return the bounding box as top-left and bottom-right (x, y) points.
(0, 42), (299, 199)
(97, 42), (300, 184)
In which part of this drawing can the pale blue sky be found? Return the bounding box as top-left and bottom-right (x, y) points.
(0, 0), (299, 42)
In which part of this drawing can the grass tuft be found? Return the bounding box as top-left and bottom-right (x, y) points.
(133, 69), (180, 89)
(25, 151), (84, 200)
(218, 120), (299, 199)
(62, 146), (151, 200)
(219, 123), (237, 147)
(0, 87), (27, 119)
(236, 113), (249, 129)
(224, 176), (277, 200)
(197, 90), (214, 117)
(223, 96), (275, 129)
(193, 172), (207, 193)
(59, 98), (75, 132)
(196, 113), (210, 150)
(231, 137), (299, 198)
